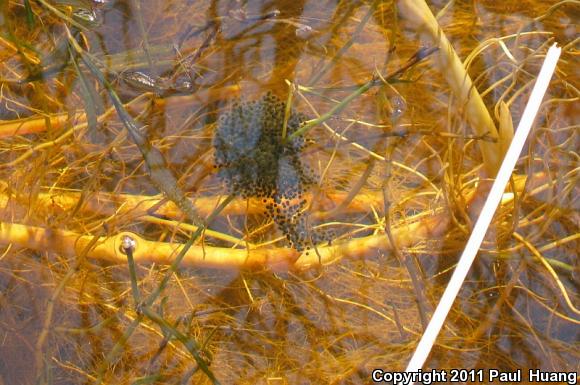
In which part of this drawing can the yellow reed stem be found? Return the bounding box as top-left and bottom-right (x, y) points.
(0, 172), (540, 220)
(0, 222), (297, 270)
(0, 172), (553, 271)
(0, 112), (84, 138)
(397, 0), (501, 176)
(0, 211), (446, 271)
(0, 84), (242, 139)
(0, 188), (426, 220)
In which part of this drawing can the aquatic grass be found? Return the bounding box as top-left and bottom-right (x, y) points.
(23, 0), (35, 28)
(64, 27), (233, 385)
(0, 20), (42, 66)
(0, 92), (152, 168)
(398, 0), (501, 176)
(33, 234), (101, 384)
(2, 171), (574, 272)
(66, 27), (207, 227)
(131, 0), (156, 77)
(92, 195), (235, 385)
(35, 0), (89, 31)
(308, 0), (380, 86)
(0, 84), (244, 139)
(0, 0), (578, 383)
(405, 44), (562, 373)
(69, 45), (100, 136)
(289, 47), (438, 140)
(0, 5), (235, 381)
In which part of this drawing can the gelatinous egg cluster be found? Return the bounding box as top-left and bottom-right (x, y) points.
(213, 92), (326, 251)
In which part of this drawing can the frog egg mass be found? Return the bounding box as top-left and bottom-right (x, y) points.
(213, 92), (326, 251)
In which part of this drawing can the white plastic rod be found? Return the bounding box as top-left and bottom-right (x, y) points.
(405, 43), (561, 376)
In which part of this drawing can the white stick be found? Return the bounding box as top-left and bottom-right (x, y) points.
(404, 43), (562, 377)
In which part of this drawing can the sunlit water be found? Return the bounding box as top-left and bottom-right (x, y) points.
(0, 0), (578, 384)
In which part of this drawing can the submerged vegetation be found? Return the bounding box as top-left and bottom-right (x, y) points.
(0, 0), (578, 384)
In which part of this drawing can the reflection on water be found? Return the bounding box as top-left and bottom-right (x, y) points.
(0, 0), (578, 384)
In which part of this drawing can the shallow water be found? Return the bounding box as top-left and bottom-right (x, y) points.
(0, 0), (578, 384)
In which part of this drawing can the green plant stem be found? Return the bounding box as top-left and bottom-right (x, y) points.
(94, 195), (233, 385)
(69, 45), (99, 136)
(24, 0), (35, 27)
(66, 29), (205, 227)
(142, 307), (220, 384)
(36, 0), (88, 31)
(142, 195), (234, 308)
(125, 247), (142, 306)
(65, 26), (233, 385)
(281, 80), (294, 141)
(289, 77), (375, 140)
(289, 47), (437, 140)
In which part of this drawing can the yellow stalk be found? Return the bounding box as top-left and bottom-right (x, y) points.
(0, 212), (445, 271)
(397, 0), (501, 176)
(0, 172), (552, 271)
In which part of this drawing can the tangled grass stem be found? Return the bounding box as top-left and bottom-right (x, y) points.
(66, 27), (206, 227)
(290, 46), (438, 140)
(398, 0), (501, 175)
